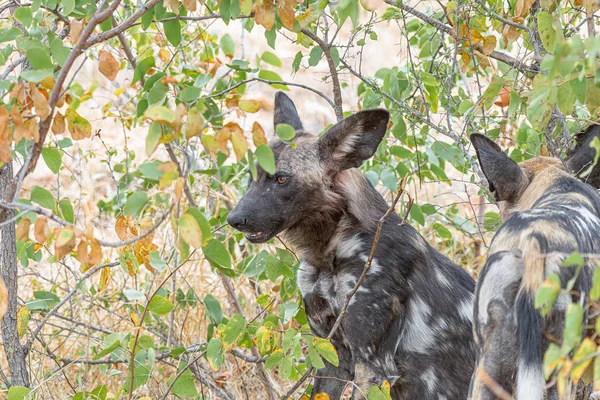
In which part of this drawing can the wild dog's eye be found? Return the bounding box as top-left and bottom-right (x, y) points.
(276, 176), (288, 184)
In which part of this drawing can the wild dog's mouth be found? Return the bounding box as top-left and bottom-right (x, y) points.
(244, 231), (273, 243)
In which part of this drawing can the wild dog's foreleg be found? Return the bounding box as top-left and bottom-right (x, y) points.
(311, 340), (354, 400)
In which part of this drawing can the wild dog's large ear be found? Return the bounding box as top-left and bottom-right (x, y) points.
(318, 109), (390, 172)
(470, 133), (528, 202)
(274, 92), (303, 131)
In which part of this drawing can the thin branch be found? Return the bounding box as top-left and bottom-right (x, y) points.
(476, 368), (513, 400)
(301, 28), (343, 121)
(25, 261), (120, 351)
(158, 13), (252, 22)
(209, 77), (336, 111)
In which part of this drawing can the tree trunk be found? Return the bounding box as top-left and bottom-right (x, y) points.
(0, 162), (30, 387)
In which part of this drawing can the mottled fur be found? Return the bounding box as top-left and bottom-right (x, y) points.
(566, 124), (600, 189)
(228, 93), (476, 399)
(469, 134), (600, 400)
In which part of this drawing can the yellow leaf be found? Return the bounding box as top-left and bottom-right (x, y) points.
(34, 216), (50, 244)
(159, 48), (171, 63)
(183, 0), (197, 11)
(223, 122), (248, 160)
(31, 85), (50, 121)
(0, 277), (7, 323)
(571, 338), (597, 383)
(0, 106), (10, 163)
(51, 111), (66, 135)
(253, 0), (276, 30)
(481, 35), (497, 56)
(252, 122), (268, 146)
(175, 103), (187, 133)
(11, 105), (28, 143)
(164, 0), (180, 14)
(238, 99), (261, 113)
(24, 118), (40, 143)
(314, 394), (330, 400)
(99, 267), (110, 291)
(69, 19), (84, 44)
(179, 214), (202, 248)
(174, 177), (184, 203)
(144, 106), (176, 125)
(17, 306), (30, 338)
(469, 29), (483, 45)
(65, 109), (92, 140)
(16, 217), (31, 242)
(55, 227), (76, 260)
(115, 215), (129, 240)
(186, 108), (204, 138)
(98, 50), (120, 81)
(277, 0), (296, 30)
(130, 311), (140, 326)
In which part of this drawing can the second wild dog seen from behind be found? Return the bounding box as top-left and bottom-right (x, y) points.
(468, 134), (600, 400)
(227, 92), (476, 399)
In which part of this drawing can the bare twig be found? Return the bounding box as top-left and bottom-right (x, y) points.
(209, 77), (336, 111)
(476, 368), (513, 400)
(301, 28), (343, 121)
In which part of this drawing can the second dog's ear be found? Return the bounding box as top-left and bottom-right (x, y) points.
(274, 92), (303, 131)
(470, 134), (528, 203)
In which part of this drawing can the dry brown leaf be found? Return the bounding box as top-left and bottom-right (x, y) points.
(10, 83), (26, 105)
(164, 0), (180, 14)
(51, 112), (66, 135)
(0, 106), (12, 163)
(183, 0), (197, 11)
(31, 86), (50, 121)
(77, 239), (89, 264)
(34, 216), (50, 243)
(174, 177), (184, 203)
(277, 0), (296, 30)
(98, 50), (120, 81)
(221, 122), (247, 160)
(502, 23), (521, 48)
(115, 215), (128, 240)
(11, 106), (29, 143)
(24, 118), (40, 142)
(514, 0), (535, 17)
(186, 108), (204, 138)
(253, 0), (276, 30)
(16, 217), (31, 242)
(494, 87), (511, 107)
(252, 122), (268, 146)
(55, 227), (76, 260)
(481, 35), (497, 56)
(69, 19), (84, 44)
(0, 277), (7, 323)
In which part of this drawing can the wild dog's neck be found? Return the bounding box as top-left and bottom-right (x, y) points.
(283, 169), (389, 269)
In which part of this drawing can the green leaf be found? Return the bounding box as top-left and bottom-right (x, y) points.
(7, 386), (31, 400)
(313, 337), (339, 367)
(31, 185), (56, 210)
(93, 339), (121, 359)
(26, 290), (60, 310)
(203, 239), (231, 269)
(307, 339), (325, 369)
(292, 51), (302, 73)
(62, 0), (75, 15)
(409, 203), (425, 226)
(220, 34), (235, 57)
(258, 70), (287, 89)
(557, 83), (576, 115)
(255, 144), (276, 175)
(308, 46), (323, 67)
(220, 0), (231, 23)
(207, 338), (224, 370)
(148, 295), (175, 316)
(14, 7), (33, 28)
(380, 169), (398, 192)
(204, 294), (223, 324)
(535, 274), (560, 316)
(20, 69), (54, 82)
(562, 251), (585, 267)
(538, 11), (562, 52)
(222, 314), (247, 348)
(50, 38), (69, 67)
(543, 342), (563, 379)
(42, 147), (62, 173)
(147, 81), (168, 105)
(169, 367), (199, 397)
(27, 47), (54, 69)
(146, 122), (162, 156)
(262, 51), (282, 67)
(163, 18), (182, 47)
(123, 191), (148, 217)
(366, 385), (391, 400)
(144, 105), (175, 124)
(480, 75), (504, 110)
(132, 56), (155, 84)
(59, 199), (75, 224)
(0, 27), (22, 43)
(591, 268), (600, 301)
(185, 207), (212, 246)
(562, 302), (584, 352)
(179, 214), (203, 248)
(265, 349), (284, 370)
(276, 124), (295, 141)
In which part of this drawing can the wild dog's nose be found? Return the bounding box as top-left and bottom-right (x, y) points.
(227, 212), (247, 230)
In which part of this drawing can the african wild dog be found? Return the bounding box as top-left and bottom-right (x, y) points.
(566, 124), (600, 190)
(468, 134), (600, 400)
(227, 92), (476, 399)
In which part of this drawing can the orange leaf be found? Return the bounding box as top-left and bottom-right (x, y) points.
(277, 0), (296, 30)
(34, 216), (50, 243)
(69, 19), (84, 44)
(115, 216), (128, 240)
(0, 106), (12, 163)
(252, 122), (268, 146)
(253, 0), (276, 30)
(16, 217), (31, 242)
(31, 86), (50, 121)
(494, 86), (511, 107)
(98, 50), (120, 81)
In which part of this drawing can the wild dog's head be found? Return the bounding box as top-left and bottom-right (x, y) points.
(565, 124), (600, 189)
(470, 134), (569, 218)
(227, 92), (390, 243)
